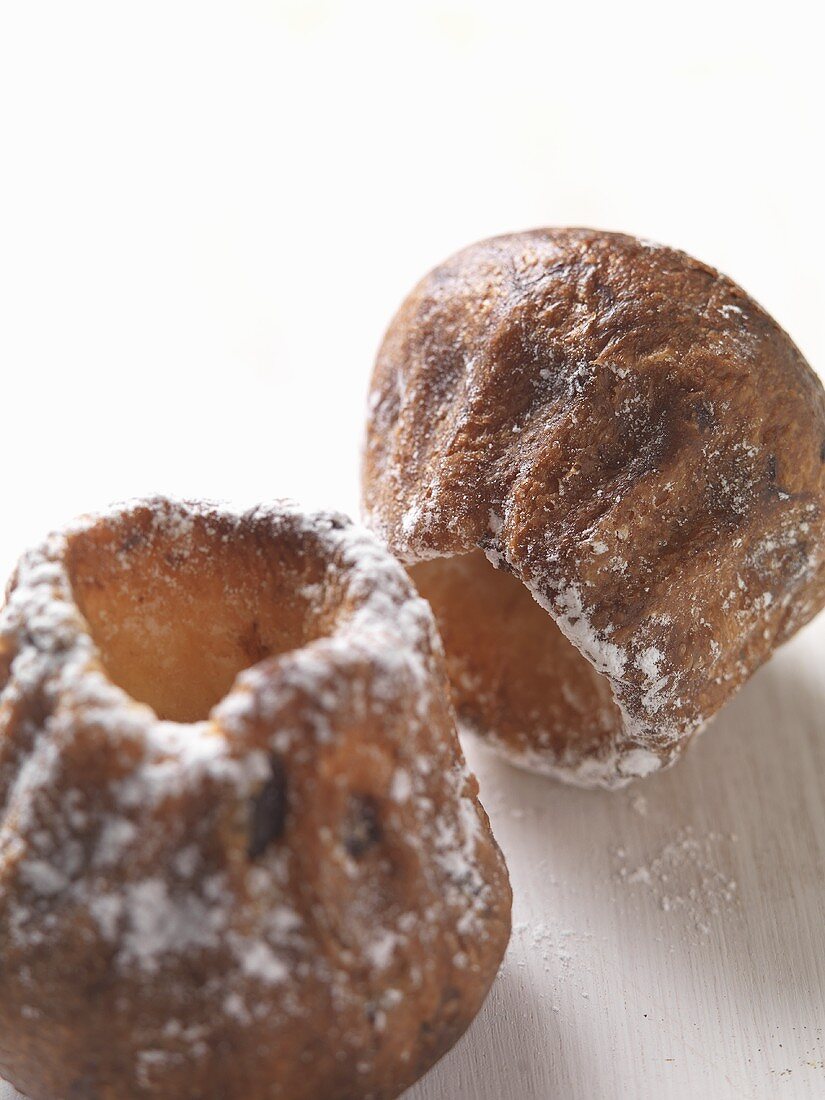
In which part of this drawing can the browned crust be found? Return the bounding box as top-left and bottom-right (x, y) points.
(0, 498), (511, 1099)
(363, 229), (825, 783)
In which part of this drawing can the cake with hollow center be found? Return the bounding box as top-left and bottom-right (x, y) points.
(0, 497), (511, 1100)
(363, 228), (825, 787)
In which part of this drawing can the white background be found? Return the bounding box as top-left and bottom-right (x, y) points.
(1, 3), (824, 1098)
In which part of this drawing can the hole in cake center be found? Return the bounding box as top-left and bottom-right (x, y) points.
(68, 513), (327, 723)
(410, 550), (622, 761)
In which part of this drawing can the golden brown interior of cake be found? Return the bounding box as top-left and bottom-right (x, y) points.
(410, 551), (621, 761)
(68, 511), (328, 723)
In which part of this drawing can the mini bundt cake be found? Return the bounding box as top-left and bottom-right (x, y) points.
(363, 229), (825, 787)
(0, 497), (511, 1100)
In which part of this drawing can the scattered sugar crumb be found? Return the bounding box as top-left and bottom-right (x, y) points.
(614, 826), (739, 937)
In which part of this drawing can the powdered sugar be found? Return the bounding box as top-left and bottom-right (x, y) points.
(543, 582), (628, 682)
(364, 227), (825, 790)
(119, 878), (225, 972)
(0, 496), (510, 1095)
(235, 937), (289, 984)
(615, 825), (740, 937)
(480, 727), (668, 791)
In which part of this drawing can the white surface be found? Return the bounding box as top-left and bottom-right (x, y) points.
(1, 2), (824, 1098)
(410, 625), (825, 1100)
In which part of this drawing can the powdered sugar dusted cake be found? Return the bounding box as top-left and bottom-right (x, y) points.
(363, 229), (825, 787)
(0, 497), (511, 1099)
